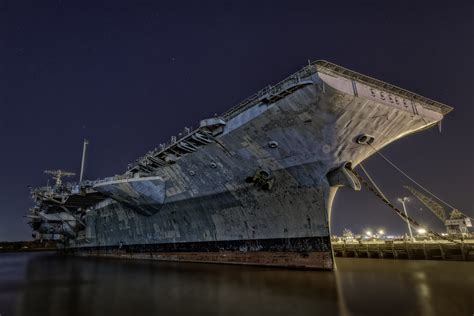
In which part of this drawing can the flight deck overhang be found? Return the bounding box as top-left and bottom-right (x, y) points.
(93, 175), (166, 216)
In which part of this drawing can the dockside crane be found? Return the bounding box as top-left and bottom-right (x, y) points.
(404, 186), (472, 236)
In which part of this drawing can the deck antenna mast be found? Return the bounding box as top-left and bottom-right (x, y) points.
(44, 170), (76, 187)
(79, 139), (89, 182)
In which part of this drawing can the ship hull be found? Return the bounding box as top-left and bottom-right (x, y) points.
(73, 236), (332, 269)
(67, 68), (443, 270)
(74, 161), (336, 269)
(30, 61), (450, 270)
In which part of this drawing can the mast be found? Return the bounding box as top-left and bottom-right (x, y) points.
(79, 139), (89, 182)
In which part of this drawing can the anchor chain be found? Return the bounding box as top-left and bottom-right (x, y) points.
(352, 168), (464, 245)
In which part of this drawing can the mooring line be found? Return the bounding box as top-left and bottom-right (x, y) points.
(352, 167), (463, 245)
(368, 144), (465, 210)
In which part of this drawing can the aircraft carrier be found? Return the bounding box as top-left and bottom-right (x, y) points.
(28, 60), (452, 269)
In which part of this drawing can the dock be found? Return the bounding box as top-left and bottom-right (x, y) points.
(332, 240), (474, 261)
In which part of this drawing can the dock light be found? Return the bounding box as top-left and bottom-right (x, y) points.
(417, 228), (427, 235)
(365, 230), (372, 237)
(378, 229), (385, 235)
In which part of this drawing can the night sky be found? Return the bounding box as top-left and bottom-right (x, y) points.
(1, 1), (472, 241)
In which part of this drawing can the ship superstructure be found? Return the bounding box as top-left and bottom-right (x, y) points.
(28, 60), (452, 269)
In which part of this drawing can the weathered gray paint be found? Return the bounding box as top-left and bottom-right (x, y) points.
(79, 74), (442, 247)
(93, 176), (166, 216)
(29, 61), (451, 269)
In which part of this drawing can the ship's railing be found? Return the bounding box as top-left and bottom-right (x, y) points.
(125, 60), (453, 174)
(30, 176), (132, 201)
(220, 60), (452, 120)
(312, 60), (453, 115)
(72, 174), (135, 188)
(127, 128), (216, 174)
(126, 67), (317, 174)
(220, 64), (315, 120)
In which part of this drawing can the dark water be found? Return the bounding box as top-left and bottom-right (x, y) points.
(0, 252), (472, 316)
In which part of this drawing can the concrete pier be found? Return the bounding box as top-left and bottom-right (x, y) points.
(332, 241), (474, 261)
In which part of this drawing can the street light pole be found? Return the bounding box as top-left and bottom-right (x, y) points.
(398, 197), (414, 241)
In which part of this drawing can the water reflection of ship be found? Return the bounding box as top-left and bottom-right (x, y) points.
(18, 254), (340, 315)
(12, 253), (474, 316)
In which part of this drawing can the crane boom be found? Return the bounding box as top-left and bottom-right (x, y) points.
(404, 186), (447, 222)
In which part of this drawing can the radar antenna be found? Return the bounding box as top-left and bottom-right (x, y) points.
(44, 169), (76, 186)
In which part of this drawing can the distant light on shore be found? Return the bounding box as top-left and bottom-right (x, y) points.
(417, 228), (427, 235)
